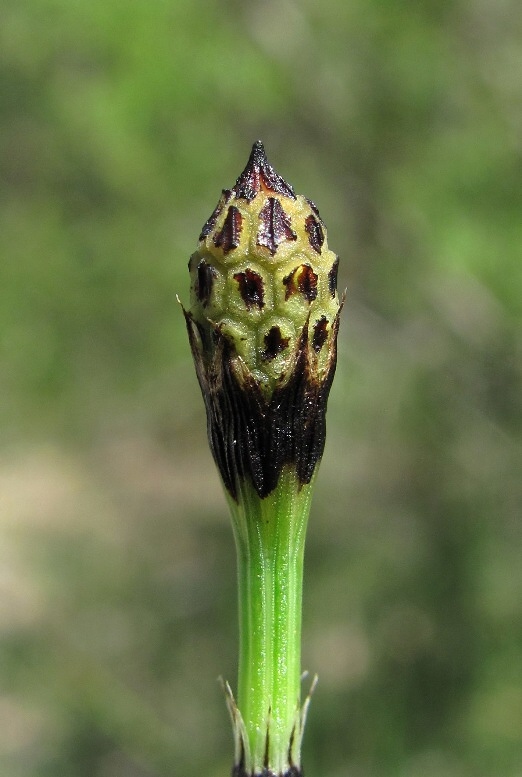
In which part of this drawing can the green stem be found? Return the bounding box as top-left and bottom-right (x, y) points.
(226, 467), (316, 776)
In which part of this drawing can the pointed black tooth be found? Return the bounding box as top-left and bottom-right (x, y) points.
(250, 139), (268, 165)
(233, 141), (296, 201)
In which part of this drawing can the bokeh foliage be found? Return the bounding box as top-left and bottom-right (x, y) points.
(1, 0), (521, 775)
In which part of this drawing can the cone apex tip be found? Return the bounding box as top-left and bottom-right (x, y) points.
(246, 139), (268, 168)
(251, 139), (266, 154)
(234, 140), (295, 201)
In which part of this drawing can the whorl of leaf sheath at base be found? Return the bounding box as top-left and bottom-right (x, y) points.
(232, 768), (302, 777)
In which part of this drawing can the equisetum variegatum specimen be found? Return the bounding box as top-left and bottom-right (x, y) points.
(183, 141), (342, 777)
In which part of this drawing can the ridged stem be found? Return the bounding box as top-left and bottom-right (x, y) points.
(226, 467), (316, 776)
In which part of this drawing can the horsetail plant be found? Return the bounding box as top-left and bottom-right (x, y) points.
(183, 141), (342, 777)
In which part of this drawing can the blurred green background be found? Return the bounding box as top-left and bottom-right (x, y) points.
(1, 0), (522, 775)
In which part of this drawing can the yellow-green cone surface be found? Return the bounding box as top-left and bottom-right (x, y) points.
(185, 141), (341, 500)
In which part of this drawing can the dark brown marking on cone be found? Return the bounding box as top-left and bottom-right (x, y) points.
(233, 268), (265, 309)
(262, 326), (290, 361)
(304, 214), (324, 253)
(195, 260), (217, 307)
(199, 189), (233, 241)
(328, 257), (339, 297)
(283, 264), (318, 303)
(214, 206), (243, 254)
(312, 316), (329, 353)
(233, 141), (296, 202)
(257, 197), (297, 255)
